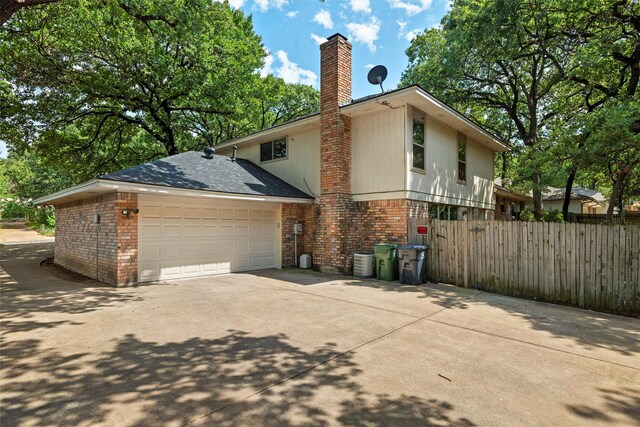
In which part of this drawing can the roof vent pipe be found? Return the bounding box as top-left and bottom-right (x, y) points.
(203, 146), (215, 159)
(232, 146), (237, 162)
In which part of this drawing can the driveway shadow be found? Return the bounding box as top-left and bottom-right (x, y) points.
(249, 269), (640, 358)
(1, 243), (143, 336)
(0, 331), (474, 426)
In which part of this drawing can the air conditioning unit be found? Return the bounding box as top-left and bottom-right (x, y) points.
(299, 254), (312, 269)
(354, 253), (375, 278)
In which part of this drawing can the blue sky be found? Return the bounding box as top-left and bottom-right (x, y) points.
(248, 0), (449, 98)
(0, 0), (449, 159)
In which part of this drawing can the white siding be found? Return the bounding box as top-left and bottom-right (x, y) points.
(543, 200), (583, 214)
(406, 111), (494, 209)
(220, 128), (321, 197)
(351, 107), (406, 196)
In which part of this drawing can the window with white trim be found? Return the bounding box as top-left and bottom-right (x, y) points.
(260, 137), (287, 162)
(412, 115), (425, 171)
(457, 132), (467, 183)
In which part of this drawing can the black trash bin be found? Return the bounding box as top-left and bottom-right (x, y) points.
(397, 244), (428, 285)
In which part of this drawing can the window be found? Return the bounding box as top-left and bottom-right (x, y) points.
(412, 118), (425, 170)
(428, 204), (459, 221)
(260, 138), (287, 162)
(457, 132), (467, 183)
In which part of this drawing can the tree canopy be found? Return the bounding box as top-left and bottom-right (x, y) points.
(0, 0), (318, 184)
(402, 0), (640, 219)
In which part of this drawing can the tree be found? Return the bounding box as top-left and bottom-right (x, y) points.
(551, 0), (640, 219)
(402, 0), (581, 218)
(0, 0), (265, 157)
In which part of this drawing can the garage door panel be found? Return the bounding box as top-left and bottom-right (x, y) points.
(203, 225), (218, 237)
(182, 244), (202, 257)
(141, 225), (162, 239)
(220, 208), (234, 220)
(203, 243), (219, 255)
(140, 244), (161, 259)
(236, 209), (249, 220)
(161, 265), (182, 277)
(249, 241), (262, 252)
(235, 241), (249, 254)
(220, 226), (234, 237)
(203, 208), (218, 220)
(164, 244), (181, 257)
(163, 225), (181, 238)
(141, 205), (162, 218)
(138, 197), (280, 282)
(236, 226), (249, 237)
(163, 206), (182, 219)
(183, 207), (200, 219)
(263, 211), (276, 221)
(183, 225), (201, 238)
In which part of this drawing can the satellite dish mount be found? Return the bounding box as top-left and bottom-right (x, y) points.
(367, 65), (388, 93)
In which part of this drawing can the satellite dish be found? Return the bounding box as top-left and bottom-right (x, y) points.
(367, 65), (388, 93)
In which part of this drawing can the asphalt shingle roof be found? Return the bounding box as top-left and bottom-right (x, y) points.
(99, 151), (313, 199)
(543, 186), (605, 203)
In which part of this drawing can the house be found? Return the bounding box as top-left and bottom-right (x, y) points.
(35, 33), (508, 286)
(542, 187), (607, 214)
(493, 179), (533, 220)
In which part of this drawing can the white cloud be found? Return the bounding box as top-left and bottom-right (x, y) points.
(350, 0), (371, 13)
(254, 0), (287, 12)
(365, 63), (375, 69)
(388, 0), (432, 16)
(346, 16), (381, 53)
(275, 50), (318, 86)
(396, 20), (407, 33)
(260, 48), (274, 77)
(405, 28), (422, 41)
(286, 10), (298, 18)
(313, 9), (333, 29)
(310, 33), (328, 45)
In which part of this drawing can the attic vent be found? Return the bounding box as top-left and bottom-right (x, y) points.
(204, 146), (215, 159)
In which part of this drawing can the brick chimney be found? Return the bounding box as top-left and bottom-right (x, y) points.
(319, 33), (352, 194)
(314, 33), (356, 274)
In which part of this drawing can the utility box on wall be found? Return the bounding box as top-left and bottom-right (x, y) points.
(294, 223), (303, 235)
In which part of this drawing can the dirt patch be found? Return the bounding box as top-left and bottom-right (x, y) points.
(40, 258), (98, 284)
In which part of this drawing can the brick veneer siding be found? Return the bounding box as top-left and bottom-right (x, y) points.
(355, 199), (430, 252)
(315, 33), (356, 274)
(54, 192), (138, 286)
(281, 203), (314, 268)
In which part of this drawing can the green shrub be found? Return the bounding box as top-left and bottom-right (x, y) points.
(542, 209), (564, 223)
(519, 209), (536, 222)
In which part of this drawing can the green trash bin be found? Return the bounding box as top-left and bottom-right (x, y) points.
(374, 243), (398, 281)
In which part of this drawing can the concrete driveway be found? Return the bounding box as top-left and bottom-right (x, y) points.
(1, 243), (639, 426)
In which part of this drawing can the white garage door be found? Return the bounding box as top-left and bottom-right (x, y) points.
(138, 195), (280, 282)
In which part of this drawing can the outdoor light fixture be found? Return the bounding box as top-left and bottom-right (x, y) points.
(121, 208), (139, 217)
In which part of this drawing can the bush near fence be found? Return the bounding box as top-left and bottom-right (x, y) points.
(424, 220), (639, 316)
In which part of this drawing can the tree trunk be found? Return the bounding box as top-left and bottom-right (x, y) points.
(501, 152), (508, 182)
(562, 167), (577, 221)
(606, 166), (628, 222)
(532, 171), (542, 220)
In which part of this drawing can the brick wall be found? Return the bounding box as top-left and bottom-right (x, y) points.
(316, 33), (356, 274)
(55, 192), (138, 286)
(281, 203), (314, 268)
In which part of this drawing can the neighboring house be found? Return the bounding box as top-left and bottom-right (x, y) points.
(493, 179), (533, 220)
(542, 187), (608, 214)
(35, 33), (508, 286)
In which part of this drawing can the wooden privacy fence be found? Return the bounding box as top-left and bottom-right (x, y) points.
(424, 220), (640, 316)
(567, 213), (640, 226)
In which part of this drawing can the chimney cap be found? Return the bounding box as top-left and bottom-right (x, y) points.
(326, 33), (348, 42)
